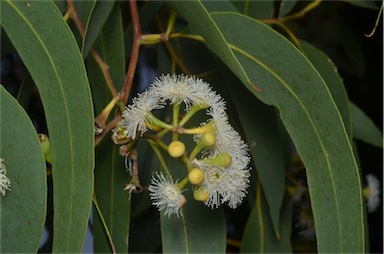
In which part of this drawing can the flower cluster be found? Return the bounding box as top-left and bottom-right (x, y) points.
(0, 158), (11, 196)
(114, 74), (251, 217)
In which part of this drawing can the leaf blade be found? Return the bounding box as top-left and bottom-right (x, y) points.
(1, 1), (94, 252)
(0, 86), (47, 253)
(81, 0), (115, 58)
(211, 12), (364, 253)
(170, 3), (364, 252)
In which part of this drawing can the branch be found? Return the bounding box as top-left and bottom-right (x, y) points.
(121, 0), (142, 105)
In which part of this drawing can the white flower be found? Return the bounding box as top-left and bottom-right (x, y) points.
(152, 74), (218, 110)
(222, 166), (250, 208)
(148, 172), (186, 217)
(194, 160), (250, 209)
(0, 158), (11, 196)
(121, 89), (165, 139)
(364, 174), (380, 213)
(208, 107), (250, 169)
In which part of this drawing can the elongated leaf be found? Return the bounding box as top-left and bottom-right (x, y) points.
(232, 0), (275, 19)
(226, 75), (286, 238)
(301, 41), (352, 139)
(1, 1), (94, 252)
(171, 2), (254, 91)
(160, 152), (226, 253)
(86, 3), (130, 253)
(82, 0), (115, 59)
(342, 0), (379, 10)
(350, 102), (383, 147)
(241, 181), (292, 253)
(161, 199), (226, 253)
(279, 0), (298, 17)
(171, 3), (364, 252)
(146, 111), (226, 253)
(0, 86), (47, 253)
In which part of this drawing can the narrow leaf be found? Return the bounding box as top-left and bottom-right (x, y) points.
(160, 190), (226, 253)
(0, 86), (47, 253)
(211, 12), (364, 253)
(82, 0), (115, 59)
(232, 0), (275, 19)
(158, 132), (226, 253)
(279, 0), (298, 17)
(301, 40), (352, 139)
(171, 1), (254, 88)
(350, 102), (383, 147)
(86, 3), (130, 253)
(241, 181), (292, 253)
(171, 3), (364, 252)
(226, 76), (286, 238)
(1, 1), (94, 252)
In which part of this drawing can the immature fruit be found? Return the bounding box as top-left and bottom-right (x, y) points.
(168, 141), (185, 158)
(188, 167), (204, 185)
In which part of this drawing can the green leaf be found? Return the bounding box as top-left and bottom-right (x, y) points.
(350, 102), (383, 147)
(86, 3), (130, 253)
(155, 124), (226, 253)
(279, 0), (298, 17)
(226, 76), (286, 238)
(1, 1), (94, 252)
(241, 182), (292, 253)
(301, 40), (352, 139)
(0, 86), (47, 253)
(171, 1), (254, 90)
(160, 201), (226, 253)
(171, 4), (364, 252)
(232, 0), (275, 19)
(342, 0), (379, 10)
(81, 0), (115, 59)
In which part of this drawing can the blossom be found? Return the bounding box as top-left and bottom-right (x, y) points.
(0, 158), (11, 196)
(121, 89), (165, 139)
(194, 159), (250, 209)
(364, 174), (380, 213)
(151, 74), (220, 110)
(148, 172), (186, 217)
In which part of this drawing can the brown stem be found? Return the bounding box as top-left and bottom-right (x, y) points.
(67, 0), (85, 36)
(95, 115), (122, 146)
(121, 0), (142, 105)
(91, 49), (119, 98)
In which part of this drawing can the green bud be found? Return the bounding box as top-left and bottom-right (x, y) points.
(39, 134), (52, 164)
(203, 152), (232, 168)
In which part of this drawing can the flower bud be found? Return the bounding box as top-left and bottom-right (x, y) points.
(188, 167), (204, 185)
(203, 152), (232, 168)
(39, 134), (52, 164)
(193, 186), (209, 202)
(200, 131), (216, 147)
(168, 141), (185, 158)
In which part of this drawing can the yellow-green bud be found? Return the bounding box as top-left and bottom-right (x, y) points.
(168, 141), (185, 158)
(200, 132), (216, 147)
(193, 187), (209, 202)
(203, 152), (232, 168)
(188, 168), (204, 185)
(39, 134), (52, 164)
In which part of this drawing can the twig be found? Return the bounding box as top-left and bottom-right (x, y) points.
(95, 114), (122, 146)
(121, 0), (142, 105)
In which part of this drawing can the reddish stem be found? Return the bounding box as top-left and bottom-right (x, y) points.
(121, 0), (142, 105)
